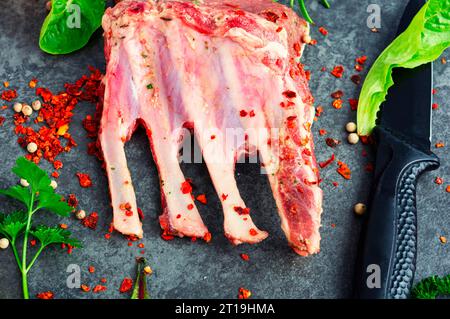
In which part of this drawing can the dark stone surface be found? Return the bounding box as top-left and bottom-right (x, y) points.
(0, 0), (448, 299)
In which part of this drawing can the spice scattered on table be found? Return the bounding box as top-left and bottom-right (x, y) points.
(354, 203), (367, 216)
(238, 287), (252, 299)
(337, 161), (351, 180)
(119, 278), (133, 293)
(331, 65), (344, 78)
(36, 291), (54, 299)
(76, 172), (93, 188)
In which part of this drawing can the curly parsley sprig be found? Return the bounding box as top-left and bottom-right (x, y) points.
(412, 275), (450, 299)
(0, 157), (81, 299)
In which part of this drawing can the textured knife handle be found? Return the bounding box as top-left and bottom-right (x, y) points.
(388, 161), (437, 298)
(354, 128), (439, 299)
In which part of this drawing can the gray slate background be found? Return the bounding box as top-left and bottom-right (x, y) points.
(0, 0), (448, 299)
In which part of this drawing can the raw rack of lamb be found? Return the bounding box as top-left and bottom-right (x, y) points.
(101, 0), (322, 256)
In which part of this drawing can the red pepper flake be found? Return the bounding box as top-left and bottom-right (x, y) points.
(127, 242), (133, 247)
(234, 206), (250, 215)
(435, 177), (444, 185)
(88, 265), (95, 273)
(331, 65), (344, 78)
(196, 194), (207, 204)
(81, 212), (98, 230)
(282, 90), (297, 99)
(161, 230), (175, 241)
(187, 203), (194, 210)
(326, 138), (341, 148)
(238, 287), (252, 299)
(331, 90), (344, 99)
(67, 193), (78, 208)
(3, 81), (9, 88)
(332, 99), (343, 109)
(92, 285), (107, 293)
(432, 89), (437, 95)
(221, 193), (228, 201)
(203, 232), (212, 243)
(337, 161), (352, 180)
(309, 39), (317, 45)
(249, 228), (258, 236)
(29, 78), (38, 89)
(53, 160), (63, 170)
(210, 135), (216, 140)
(36, 291), (54, 299)
(51, 171), (60, 179)
(348, 98), (359, 111)
(355, 64), (363, 72)
(351, 74), (362, 85)
(0, 116), (5, 126)
(446, 185), (450, 193)
(138, 243), (145, 248)
(240, 253), (250, 261)
(315, 106), (324, 117)
(249, 110), (256, 117)
(119, 278), (133, 293)
(365, 163), (375, 172)
(80, 284), (91, 292)
(100, 278), (107, 283)
(60, 223), (68, 229)
(181, 180), (192, 194)
(356, 55), (367, 65)
(432, 103), (439, 110)
(360, 135), (375, 145)
(318, 26), (328, 36)
(319, 129), (328, 136)
(76, 172), (92, 188)
(137, 207), (144, 220)
(30, 239), (36, 246)
(319, 154), (335, 168)
(332, 181), (339, 187)
(176, 214), (182, 219)
(435, 142), (445, 148)
(1, 89), (17, 101)
(125, 210), (133, 217)
(239, 110), (248, 117)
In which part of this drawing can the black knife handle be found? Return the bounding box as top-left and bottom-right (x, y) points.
(354, 127), (439, 299)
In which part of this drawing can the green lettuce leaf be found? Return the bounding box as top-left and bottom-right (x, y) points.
(357, 0), (450, 135)
(39, 0), (106, 55)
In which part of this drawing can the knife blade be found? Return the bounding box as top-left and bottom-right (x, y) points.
(354, 0), (440, 299)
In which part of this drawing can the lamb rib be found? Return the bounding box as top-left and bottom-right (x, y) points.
(101, 0), (323, 255)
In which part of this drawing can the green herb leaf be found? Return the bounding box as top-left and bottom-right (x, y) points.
(30, 225), (81, 248)
(36, 190), (73, 217)
(0, 211), (28, 240)
(39, 0), (106, 55)
(412, 274), (450, 299)
(0, 186), (31, 208)
(11, 157), (51, 194)
(357, 0), (450, 135)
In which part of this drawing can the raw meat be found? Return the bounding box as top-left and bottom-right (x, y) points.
(101, 0), (322, 255)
